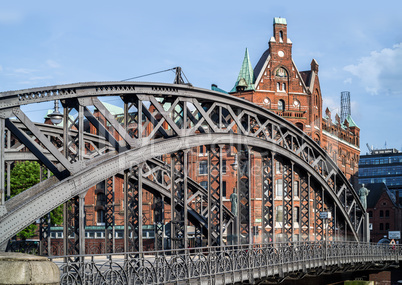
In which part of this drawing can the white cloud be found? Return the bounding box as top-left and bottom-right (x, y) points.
(46, 60), (60, 69)
(344, 43), (402, 95)
(13, 68), (37, 74)
(343, 78), (352, 84)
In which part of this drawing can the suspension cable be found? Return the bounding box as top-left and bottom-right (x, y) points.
(121, 68), (176, 82)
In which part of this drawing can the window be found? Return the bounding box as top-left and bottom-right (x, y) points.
(200, 181), (208, 189)
(199, 160), (208, 175)
(279, 31), (283, 42)
(385, 223), (390, 230)
(276, 205), (283, 223)
(293, 180), (299, 197)
(282, 83), (286, 91)
(276, 179), (283, 197)
(385, 210), (389, 217)
(293, 206), (300, 224)
(222, 159), (227, 174)
(276, 161), (283, 174)
(222, 181), (227, 198)
(263, 98), (271, 107)
(380, 210), (384, 218)
(368, 211), (373, 218)
(380, 223), (384, 231)
(278, 100), (285, 111)
(277, 82), (280, 91)
(97, 210), (105, 224)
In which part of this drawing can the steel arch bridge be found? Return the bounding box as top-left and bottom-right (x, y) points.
(1, 81), (390, 283)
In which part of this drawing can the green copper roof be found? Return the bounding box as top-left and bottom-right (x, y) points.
(274, 17), (287, 25)
(211, 84), (228, 94)
(346, 114), (359, 128)
(230, 48), (255, 93)
(99, 101), (124, 115)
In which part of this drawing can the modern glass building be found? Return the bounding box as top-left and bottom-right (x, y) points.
(359, 148), (402, 195)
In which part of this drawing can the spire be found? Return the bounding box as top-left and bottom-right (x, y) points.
(230, 48), (255, 92)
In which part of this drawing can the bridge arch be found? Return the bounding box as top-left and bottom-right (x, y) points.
(0, 82), (367, 252)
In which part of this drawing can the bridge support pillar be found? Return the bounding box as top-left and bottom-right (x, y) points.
(0, 252), (60, 285)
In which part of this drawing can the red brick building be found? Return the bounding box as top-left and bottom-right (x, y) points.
(365, 183), (402, 243)
(228, 17), (360, 188)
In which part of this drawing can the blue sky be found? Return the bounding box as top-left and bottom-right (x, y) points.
(1, 1), (402, 152)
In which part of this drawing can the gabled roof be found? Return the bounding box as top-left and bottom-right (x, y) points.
(299, 71), (312, 87)
(365, 183), (397, 208)
(346, 114), (359, 129)
(254, 49), (270, 83)
(230, 48), (255, 92)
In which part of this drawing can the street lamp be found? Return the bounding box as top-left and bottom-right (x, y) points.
(48, 100), (63, 125)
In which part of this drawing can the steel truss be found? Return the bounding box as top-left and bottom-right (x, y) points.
(0, 82), (367, 251)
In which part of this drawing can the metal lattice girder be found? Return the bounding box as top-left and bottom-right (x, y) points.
(299, 172), (310, 241)
(153, 194), (164, 251)
(283, 161), (293, 241)
(124, 167), (141, 253)
(262, 151), (274, 243)
(170, 151), (187, 249)
(104, 176), (115, 253)
(314, 187), (323, 241)
(39, 213), (50, 256)
(237, 146), (251, 244)
(0, 82), (367, 245)
(63, 196), (80, 257)
(207, 145), (223, 246)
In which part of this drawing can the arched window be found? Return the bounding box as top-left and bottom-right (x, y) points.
(282, 83), (286, 91)
(385, 210), (389, 217)
(279, 31), (283, 43)
(278, 99), (285, 111)
(277, 82), (280, 91)
(295, 122), (303, 131)
(386, 223), (390, 230)
(275, 67), (288, 78)
(380, 223), (384, 230)
(380, 210), (384, 218)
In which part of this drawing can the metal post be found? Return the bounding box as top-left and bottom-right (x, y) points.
(0, 118), (4, 206)
(138, 164), (143, 252)
(79, 193), (86, 255)
(6, 161), (11, 200)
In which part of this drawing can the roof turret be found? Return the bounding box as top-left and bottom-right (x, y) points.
(230, 48), (255, 93)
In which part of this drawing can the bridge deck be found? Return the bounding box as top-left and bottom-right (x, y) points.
(52, 242), (401, 284)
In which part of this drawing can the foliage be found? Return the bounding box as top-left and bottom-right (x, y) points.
(8, 161), (63, 239)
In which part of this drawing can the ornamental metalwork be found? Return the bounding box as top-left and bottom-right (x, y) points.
(0, 81), (368, 253)
(52, 242), (402, 285)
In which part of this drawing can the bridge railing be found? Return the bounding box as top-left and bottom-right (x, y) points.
(50, 241), (401, 284)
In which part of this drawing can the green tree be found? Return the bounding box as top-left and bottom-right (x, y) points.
(8, 161), (63, 239)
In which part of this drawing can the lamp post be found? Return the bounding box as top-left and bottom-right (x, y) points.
(48, 100), (63, 125)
